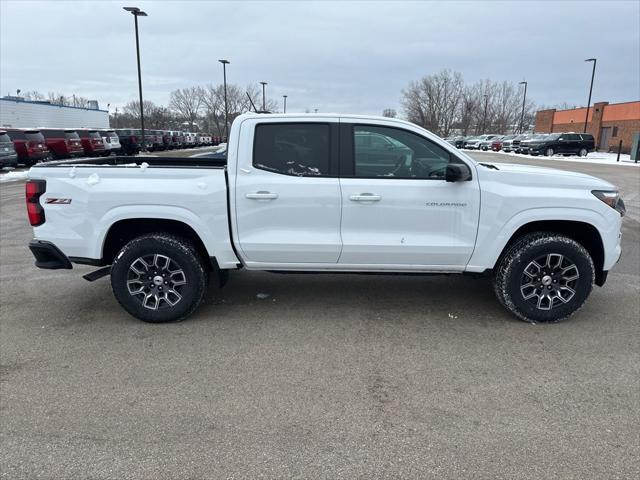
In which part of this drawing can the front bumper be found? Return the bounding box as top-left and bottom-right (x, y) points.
(29, 240), (72, 269)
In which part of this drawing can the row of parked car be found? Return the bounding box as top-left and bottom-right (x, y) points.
(0, 128), (224, 168)
(444, 132), (596, 157)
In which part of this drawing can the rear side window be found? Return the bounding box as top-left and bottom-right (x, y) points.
(253, 123), (330, 177)
(42, 130), (64, 138)
(581, 134), (594, 141)
(25, 132), (44, 142)
(7, 130), (26, 140)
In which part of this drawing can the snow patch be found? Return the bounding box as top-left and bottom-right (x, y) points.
(87, 173), (100, 185)
(0, 170), (28, 183)
(69, 166), (77, 178)
(256, 293), (270, 300)
(140, 162), (149, 172)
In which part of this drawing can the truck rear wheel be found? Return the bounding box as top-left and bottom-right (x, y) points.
(111, 234), (208, 323)
(493, 233), (594, 323)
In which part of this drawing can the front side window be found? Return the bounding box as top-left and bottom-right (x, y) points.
(353, 125), (452, 179)
(253, 123), (330, 176)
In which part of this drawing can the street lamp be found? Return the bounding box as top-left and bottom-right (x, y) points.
(259, 81), (267, 111)
(518, 81), (528, 134)
(282, 95), (287, 113)
(218, 59), (230, 139)
(482, 94), (489, 134)
(123, 6), (148, 151)
(583, 58), (597, 134)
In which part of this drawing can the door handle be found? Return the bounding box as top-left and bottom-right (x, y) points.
(349, 193), (381, 202)
(246, 191), (279, 200)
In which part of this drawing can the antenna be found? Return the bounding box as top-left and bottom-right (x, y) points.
(246, 92), (258, 113)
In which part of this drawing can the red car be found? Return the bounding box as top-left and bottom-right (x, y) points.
(492, 135), (515, 152)
(77, 129), (106, 156)
(5, 129), (50, 166)
(40, 129), (85, 159)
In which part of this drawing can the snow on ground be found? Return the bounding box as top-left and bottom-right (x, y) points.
(475, 150), (638, 167)
(0, 170), (29, 183)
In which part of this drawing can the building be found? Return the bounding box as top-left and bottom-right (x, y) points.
(534, 101), (640, 153)
(0, 97), (109, 129)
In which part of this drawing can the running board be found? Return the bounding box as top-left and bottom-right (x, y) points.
(83, 266), (111, 282)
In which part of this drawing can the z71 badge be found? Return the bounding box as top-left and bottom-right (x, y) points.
(45, 198), (72, 205)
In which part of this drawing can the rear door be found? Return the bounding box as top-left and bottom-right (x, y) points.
(234, 119), (342, 264)
(338, 121), (480, 268)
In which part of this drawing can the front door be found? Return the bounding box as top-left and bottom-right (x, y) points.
(234, 121), (342, 264)
(338, 123), (480, 268)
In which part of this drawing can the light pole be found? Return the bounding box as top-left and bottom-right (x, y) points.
(282, 95), (287, 113)
(583, 58), (597, 134)
(260, 82), (267, 111)
(218, 59), (230, 139)
(123, 6), (148, 151)
(518, 81), (528, 134)
(481, 94), (488, 134)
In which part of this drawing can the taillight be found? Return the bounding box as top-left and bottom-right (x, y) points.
(26, 180), (46, 226)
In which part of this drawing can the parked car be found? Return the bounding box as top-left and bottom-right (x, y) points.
(511, 134), (532, 153)
(77, 129), (106, 156)
(184, 133), (196, 148)
(5, 129), (49, 166)
(39, 129), (85, 160)
(528, 133), (595, 157)
(519, 134), (550, 155)
(160, 131), (172, 150)
(463, 136), (479, 149)
(26, 113), (624, 324)
(479, 135), (500, 151)
(465, 134), (497, 150)
(493, 134), (516, 151)
(99, 130), (121, 156)
(446, 136), (466, 148)
(114, 129), (142, 155)
(0, 130), (19, 168)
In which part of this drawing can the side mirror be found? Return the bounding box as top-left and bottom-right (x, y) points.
(445, 163), (472, 182)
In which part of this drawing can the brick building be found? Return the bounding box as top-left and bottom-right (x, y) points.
(534, 101), (639, 153)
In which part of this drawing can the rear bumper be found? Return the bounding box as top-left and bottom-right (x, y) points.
(28, 240), (72, 269)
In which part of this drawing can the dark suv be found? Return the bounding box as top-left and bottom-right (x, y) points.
(41, 129), (85, 159)
(114, 129), (142, 155)
(5, 129), (49, 166)
(77, 129), (106, 156)
(0, 131), (19, 168)
(529, 133), (595, 157)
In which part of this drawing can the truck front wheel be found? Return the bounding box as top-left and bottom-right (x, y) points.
(493, 233), (594, 323)
(111, 234), (208, 323)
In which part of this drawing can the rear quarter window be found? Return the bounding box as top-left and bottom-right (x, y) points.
(25, 132), (45, 142)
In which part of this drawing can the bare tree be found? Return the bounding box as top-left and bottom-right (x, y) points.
(169, 87), (203, 129)
(382, 109), (397, 118)
(402, 69), (535, 136)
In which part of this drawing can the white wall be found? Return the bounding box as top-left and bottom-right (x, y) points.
(0, 99), (109, 129)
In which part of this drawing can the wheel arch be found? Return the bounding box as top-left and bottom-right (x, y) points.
(496, 220), (605, 285)
(101, 218), (214, 271)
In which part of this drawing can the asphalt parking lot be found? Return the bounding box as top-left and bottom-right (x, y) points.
(1, 153), (639, 479)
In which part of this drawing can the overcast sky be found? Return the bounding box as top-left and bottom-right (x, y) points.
(1, 0), (639, 115)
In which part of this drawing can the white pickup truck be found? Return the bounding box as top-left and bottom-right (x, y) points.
(26, 113), (625, 323)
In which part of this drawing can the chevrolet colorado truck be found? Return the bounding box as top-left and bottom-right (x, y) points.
(25, 113), (625, 323)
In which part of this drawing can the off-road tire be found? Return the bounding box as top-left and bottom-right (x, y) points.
(493, 232), (595, 323)
(111, 234), (208, 323)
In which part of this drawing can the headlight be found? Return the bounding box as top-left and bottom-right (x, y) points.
(592, 190), (626, 216)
